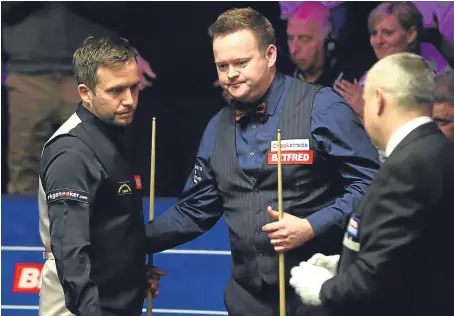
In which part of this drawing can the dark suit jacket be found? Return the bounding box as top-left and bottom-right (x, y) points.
(318, 122), (454, 316)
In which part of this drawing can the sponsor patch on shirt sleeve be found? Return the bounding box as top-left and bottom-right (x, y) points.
(193, 164), (203, 184)
(343, 215), (360, 252)
(46, 189), (90, 204)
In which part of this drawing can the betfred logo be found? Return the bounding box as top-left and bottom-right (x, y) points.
(12, 263), (44, 293)
(267, 150), (314, 165)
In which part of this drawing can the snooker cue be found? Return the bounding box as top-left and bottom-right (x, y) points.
(147, 117), (157, 316)
(277, 129), (286, 316)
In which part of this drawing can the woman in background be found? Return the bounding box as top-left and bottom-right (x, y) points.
(335, 1), (454, 122)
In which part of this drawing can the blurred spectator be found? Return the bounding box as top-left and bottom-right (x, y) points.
(433, 70), (454, 141)
(334, 1), (453, 122)
(286, 2), (363, 86)
(2, 2), (154, 194)
(414, 1), (454, 73)
(2, 58), (9, 193)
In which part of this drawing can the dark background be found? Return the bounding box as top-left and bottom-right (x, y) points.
(1, 1), (380, 196)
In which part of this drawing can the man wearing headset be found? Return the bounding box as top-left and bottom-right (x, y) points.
(287, 2), (360, 87)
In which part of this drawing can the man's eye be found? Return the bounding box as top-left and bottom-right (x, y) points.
(217, 64), (228, 71)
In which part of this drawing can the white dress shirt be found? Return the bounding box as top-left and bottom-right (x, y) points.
(385, 116), (433, 157)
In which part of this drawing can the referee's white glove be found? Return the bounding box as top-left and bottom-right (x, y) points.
(289, 261), (334, 306)
(307, 253), (340, 276)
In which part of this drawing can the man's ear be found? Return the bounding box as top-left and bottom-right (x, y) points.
(265, 44), (277, 68)
(78, 84), (92, 107)
(406, 25), (417, 47)
(375, 88), (386, 116)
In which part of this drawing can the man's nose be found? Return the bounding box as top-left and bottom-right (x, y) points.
(288, 40), (299, 54)
(122, 89), (135, 106)
(227, 66), (239, 80)
(375, 34), (385, 45)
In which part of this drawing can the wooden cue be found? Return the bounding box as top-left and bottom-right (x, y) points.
(277, 129), (286, 316)
(146, 117), (157, 316)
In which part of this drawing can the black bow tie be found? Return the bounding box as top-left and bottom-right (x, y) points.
(235, 102), (268, 123)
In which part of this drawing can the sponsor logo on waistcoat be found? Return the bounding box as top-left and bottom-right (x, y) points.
(268, 139), (313, 165)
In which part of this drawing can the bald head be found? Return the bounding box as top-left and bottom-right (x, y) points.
(365, 53), (434, 109)
(363, 53), (435, 149)
(289, 2), (331, 29)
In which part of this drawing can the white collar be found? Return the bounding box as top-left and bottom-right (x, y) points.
(385, 116), (433, 157)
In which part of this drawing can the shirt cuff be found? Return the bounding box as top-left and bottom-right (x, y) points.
(306, 210), (332, 236)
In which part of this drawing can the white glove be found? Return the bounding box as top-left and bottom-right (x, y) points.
(307, 253), (340, 276)
(289, 262), (334, 306)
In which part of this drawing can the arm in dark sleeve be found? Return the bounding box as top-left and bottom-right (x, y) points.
(307, 88), (380, 234)
(320, 160), (431, 308)
(42, 137), (103, 316)
(146, 113), (224, 253)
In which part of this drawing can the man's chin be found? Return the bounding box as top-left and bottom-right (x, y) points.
(292, 60), (308, 71)
(228, 90), (251, 103)
(232, 95), (252, 103)
(115, 118), (133, 127)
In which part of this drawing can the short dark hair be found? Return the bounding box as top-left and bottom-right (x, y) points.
(73, 35), (138, 92)
(208, 7), (276, 53)
(434, 70), (454, 104)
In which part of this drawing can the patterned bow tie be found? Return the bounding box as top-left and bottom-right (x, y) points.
(235, 102), (268, 123)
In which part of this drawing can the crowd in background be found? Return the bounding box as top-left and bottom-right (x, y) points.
(1, 1), (453, 196)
